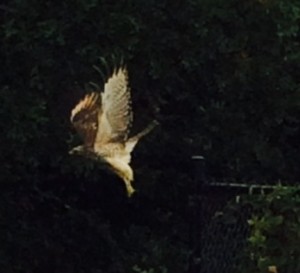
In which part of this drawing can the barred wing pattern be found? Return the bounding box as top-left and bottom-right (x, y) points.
(70, 92), (101, 148)
(95, 67), (133, 147)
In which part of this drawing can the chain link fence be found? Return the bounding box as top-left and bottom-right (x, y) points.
(190, 156), (299, 273)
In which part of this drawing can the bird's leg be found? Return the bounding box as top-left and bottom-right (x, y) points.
(124, 179), (135, 197)
(105, 157), (135, 197)
(120, 165), (135, 197)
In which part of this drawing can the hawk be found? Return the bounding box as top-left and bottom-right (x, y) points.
(69, 67), (158, 197)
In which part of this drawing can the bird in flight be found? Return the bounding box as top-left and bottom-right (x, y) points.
(69, 66), (158, 197)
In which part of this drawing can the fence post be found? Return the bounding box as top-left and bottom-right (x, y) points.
(187, 155), (206, 272)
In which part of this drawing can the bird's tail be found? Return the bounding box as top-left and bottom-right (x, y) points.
(126, 120), (159, 153)
(132, 120), (159, 140)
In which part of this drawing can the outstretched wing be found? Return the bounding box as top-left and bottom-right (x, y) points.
(70, 92), (101, 148)
(95, 67), (133, 146)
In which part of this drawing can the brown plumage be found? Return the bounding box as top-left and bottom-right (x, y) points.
(70, 67), (158, 197)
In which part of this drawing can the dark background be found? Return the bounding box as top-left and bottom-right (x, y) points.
(0, 0), (299, 272)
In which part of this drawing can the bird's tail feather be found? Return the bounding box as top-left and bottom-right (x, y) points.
(132, 120), (159, 140)
(126, 120), (159, 153)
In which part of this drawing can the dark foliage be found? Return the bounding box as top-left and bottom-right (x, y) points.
(0, 0), (299, 272)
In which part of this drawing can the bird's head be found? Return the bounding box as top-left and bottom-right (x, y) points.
(69, 145), (99, 161)
(69, 145), (85, 156)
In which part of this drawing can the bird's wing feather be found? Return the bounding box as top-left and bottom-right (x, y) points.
(70, 92), (101, 148)
(95, 67), (132, 146)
